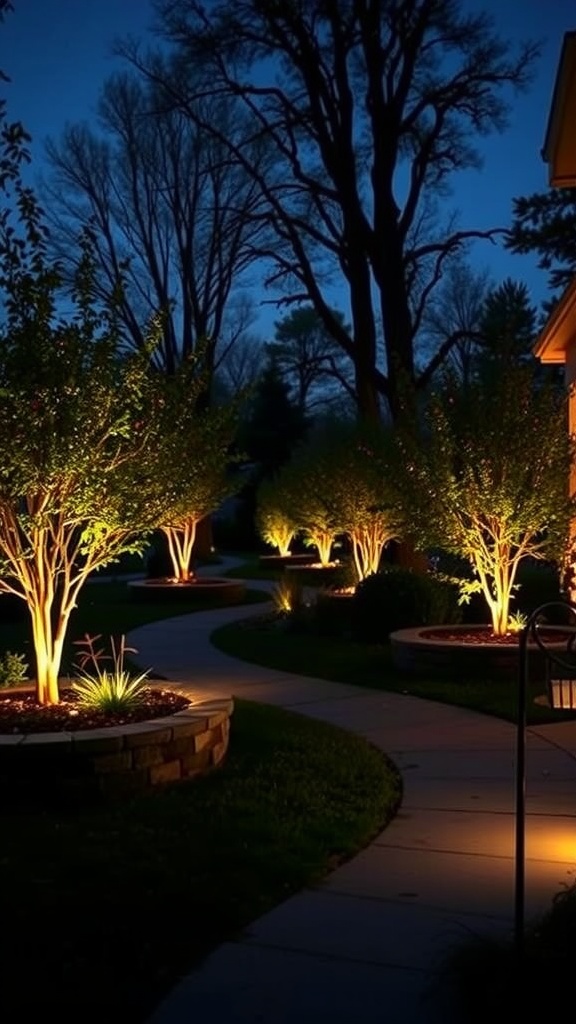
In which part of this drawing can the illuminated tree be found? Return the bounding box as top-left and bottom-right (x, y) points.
(396, 366), (575, 635)
(327, 427), (403, 581)
(0, 275), (166, 704)
(151, 364), (243, 582)
(280, 448), (344, 567)
(282, 424), (402, 580)
(0, 90), (171, 706)
(255, 475), (299, 557)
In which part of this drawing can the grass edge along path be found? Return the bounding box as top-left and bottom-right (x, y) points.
(1, 698), (401, 1023)
(210, 613), (576, 726)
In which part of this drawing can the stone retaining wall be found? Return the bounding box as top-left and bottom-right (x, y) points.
(0, 697), (233, 803)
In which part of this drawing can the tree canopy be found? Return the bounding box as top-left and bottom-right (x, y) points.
(143, 0), (539, 422)
(150, 362), (243, 580)
(395, 365), (575, 634)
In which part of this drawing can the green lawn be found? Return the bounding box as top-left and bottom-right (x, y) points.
(1, 699), (401, 1023)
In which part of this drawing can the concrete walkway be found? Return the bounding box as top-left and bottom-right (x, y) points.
(128, 565), (576, 1024)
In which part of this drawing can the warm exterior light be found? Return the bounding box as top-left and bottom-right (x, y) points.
(547, 676), (576, 710)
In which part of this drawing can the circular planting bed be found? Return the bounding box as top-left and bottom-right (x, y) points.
(390, 623), (575, 679)
(0, 686), (233, 804)
(128, 576), (246, 604)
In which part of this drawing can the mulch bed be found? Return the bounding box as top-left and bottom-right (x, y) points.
(0, 687), (191, 734)
(421, 627), (575, 646)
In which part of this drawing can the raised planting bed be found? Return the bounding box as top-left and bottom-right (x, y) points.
(389, 623), (575, 679)
(0, 690), (233, 805)
(128, 576), (246, 604)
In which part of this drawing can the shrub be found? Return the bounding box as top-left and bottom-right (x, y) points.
(0, 651), (28, 688)
(352, 567), (461, 643)
(71, 634), (149, 712)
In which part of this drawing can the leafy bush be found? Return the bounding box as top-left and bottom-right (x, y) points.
(0, 651), (28, 688)
(352, 567), (462, 643)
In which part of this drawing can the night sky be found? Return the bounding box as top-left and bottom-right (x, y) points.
(2, 0), (575, 329)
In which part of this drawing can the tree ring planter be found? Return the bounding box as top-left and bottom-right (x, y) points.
(389, 624), (574, 679)
(0, 695), (234, 805)
(128, 577), (246, 604)
(258, 553), (316, 569)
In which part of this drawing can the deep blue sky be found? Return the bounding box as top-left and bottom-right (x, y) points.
(2, 0), (575, 330)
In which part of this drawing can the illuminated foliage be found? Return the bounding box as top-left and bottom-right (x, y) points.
(0, 277), (167, 703)
(396, 366), (575, 635)
(255, 476), (299, 557)
(326, 427), (403, 581)
(272, 424), (402, 574)
(0, 98), (171, 705)
(278, 446), (344, 567)
(149, 363), (243, 582)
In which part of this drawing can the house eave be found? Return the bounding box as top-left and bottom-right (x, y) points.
(534, 276), (576, 363)
(542, 32), (576, 188)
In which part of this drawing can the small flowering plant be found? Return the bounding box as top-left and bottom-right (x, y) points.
(71, 633), (150, 712)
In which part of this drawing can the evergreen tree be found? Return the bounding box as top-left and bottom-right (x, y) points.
(475, 279), (537, 373)
(507, 189), (576, 294)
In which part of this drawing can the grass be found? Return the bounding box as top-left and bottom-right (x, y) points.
(1, 698), (401, 1023)
(210, 613), (576, 726)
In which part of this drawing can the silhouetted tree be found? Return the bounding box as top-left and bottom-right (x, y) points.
(420, 263), (491, 387)
(239, 364), (309, 478)
(507, 189), (576, 294)
(475, 279), (538, 372)
(140, 0), (539, 422)
(266, 305), (355, 413)
(44, 70), (264, 391)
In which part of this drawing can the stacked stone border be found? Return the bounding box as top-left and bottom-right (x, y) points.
(0, 696), (233, 801)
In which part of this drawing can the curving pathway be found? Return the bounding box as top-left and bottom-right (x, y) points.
(128, 563), (576, 1024)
